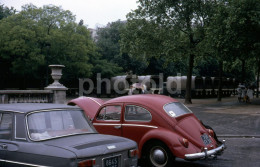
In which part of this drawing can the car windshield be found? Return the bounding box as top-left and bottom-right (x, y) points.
(163, 102), (192, 118)
(27, 109), (95, 141)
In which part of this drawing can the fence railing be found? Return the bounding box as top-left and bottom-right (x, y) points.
(0, 90), (53, 104)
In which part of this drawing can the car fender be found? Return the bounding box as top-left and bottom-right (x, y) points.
(68, 96), (104, 120)
(138, 127), (184, 158)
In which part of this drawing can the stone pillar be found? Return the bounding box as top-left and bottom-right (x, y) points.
(0, 94), (8, 104)
(45, 65), (68, 104)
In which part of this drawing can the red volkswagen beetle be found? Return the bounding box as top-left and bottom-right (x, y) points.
(68, 94), (226, 167)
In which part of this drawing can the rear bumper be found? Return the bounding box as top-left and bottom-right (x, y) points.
(185, 141), (226, 160)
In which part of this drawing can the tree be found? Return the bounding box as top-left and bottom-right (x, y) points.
(121, 0), (215, 103)
(96, 21), (123, 62)
(202, 1), (231, 101)
(96, 20), (145, 75)
(204, 0), (260, 101)
(78, 19), (84, 26)
(0, 3), (16, 20)
(225, 0), (260, 83)
(0, 4), (99, 88)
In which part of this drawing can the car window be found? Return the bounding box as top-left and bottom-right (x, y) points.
(0, 113), (12, 140)
(163, 102), (192, 118)
(96, 106), (121, 121)
(125, 105), (152, 122)
(15, 113), (26, 140)
(27, 109), (95, 141)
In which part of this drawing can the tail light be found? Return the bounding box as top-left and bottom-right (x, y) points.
(179, 138), (189, 148)
(78, 159), (96, 167)
(208, 129), (214, 138)
(128, 148), (139, 158)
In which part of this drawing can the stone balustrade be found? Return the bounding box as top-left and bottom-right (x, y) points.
(0, 90), (53, 103)
(0, 64), (68, 104)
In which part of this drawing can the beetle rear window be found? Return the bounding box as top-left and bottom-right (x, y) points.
(163, 102), (192, 118)
(27, 109), (95, 141)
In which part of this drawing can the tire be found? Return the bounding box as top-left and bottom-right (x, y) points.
(142, 141), (175, 167)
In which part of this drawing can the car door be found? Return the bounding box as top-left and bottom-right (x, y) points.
(93, 104), (123, 136)
(0, 112), (13, 167)
(122, 104), (154, 143)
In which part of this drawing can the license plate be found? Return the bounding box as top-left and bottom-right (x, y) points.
(201, 134), (212, 145)
(103, 156), (120, 167)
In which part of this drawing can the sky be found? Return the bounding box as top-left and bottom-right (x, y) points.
(1, 0), (138, 28)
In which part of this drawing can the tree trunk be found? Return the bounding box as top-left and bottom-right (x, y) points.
(257, 59), (260, 98)
(184, 13), (195, 104)
(241, 59), (246, 83)
(217, 60), (223, 101)
(185, 53), (194, 104)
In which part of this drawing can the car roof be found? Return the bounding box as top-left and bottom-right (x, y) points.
(105, 94), (179, 109)
(0, 103), (79, 113)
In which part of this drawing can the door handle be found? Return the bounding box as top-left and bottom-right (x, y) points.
(1, 144), (8, 149)
(114, 125), (121, 129)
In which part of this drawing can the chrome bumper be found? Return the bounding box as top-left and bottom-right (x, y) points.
(185, 140), (226, 160)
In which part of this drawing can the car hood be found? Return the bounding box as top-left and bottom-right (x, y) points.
(174, 114), (217, 148)
(68, 97), (104, 119)
(43, 134), (136, 158)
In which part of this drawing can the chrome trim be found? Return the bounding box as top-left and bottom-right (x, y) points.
(26, 108), (80, 115)
(85, 97), (102, 106)
(93, 123), (158, 129)
(0, 110), (23, 113)
(0, 159), (49, 167)
(93, 123), (121, 126)
(107, 145), (116, 149)
(123, 124), (158, 129)
(185, 143), (226, 160)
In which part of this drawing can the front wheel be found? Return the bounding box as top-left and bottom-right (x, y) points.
(143, 141), (175, 167)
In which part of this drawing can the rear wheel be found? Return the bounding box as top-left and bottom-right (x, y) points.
(143, 141), (175, 167)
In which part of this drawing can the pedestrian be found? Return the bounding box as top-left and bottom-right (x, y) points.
(236, 86), (242, 102)
(246, 86), (254, 103)
(241, 87), (247, 102)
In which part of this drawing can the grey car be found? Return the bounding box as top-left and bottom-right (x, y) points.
(0, 103), (138, 167)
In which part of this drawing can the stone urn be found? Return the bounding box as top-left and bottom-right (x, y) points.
(45, 65), (67, 89)
(45, 65), (68, 104)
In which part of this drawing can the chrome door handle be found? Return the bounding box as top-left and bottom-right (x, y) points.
(114, 125), (121, 129)
(1, 144), (7, 149)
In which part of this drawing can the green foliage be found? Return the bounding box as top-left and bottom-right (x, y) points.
(1, 1), (259, 91)
(121, 0), (215, 103)
(0, 3), (16, 20)
(96, 21), (123, 62)
(202, 0), (260, 83)
(96, 20), (146, 75)
(0, 4), (99, 88)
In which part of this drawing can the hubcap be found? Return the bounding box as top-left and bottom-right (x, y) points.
(150, 147), (168, 166)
